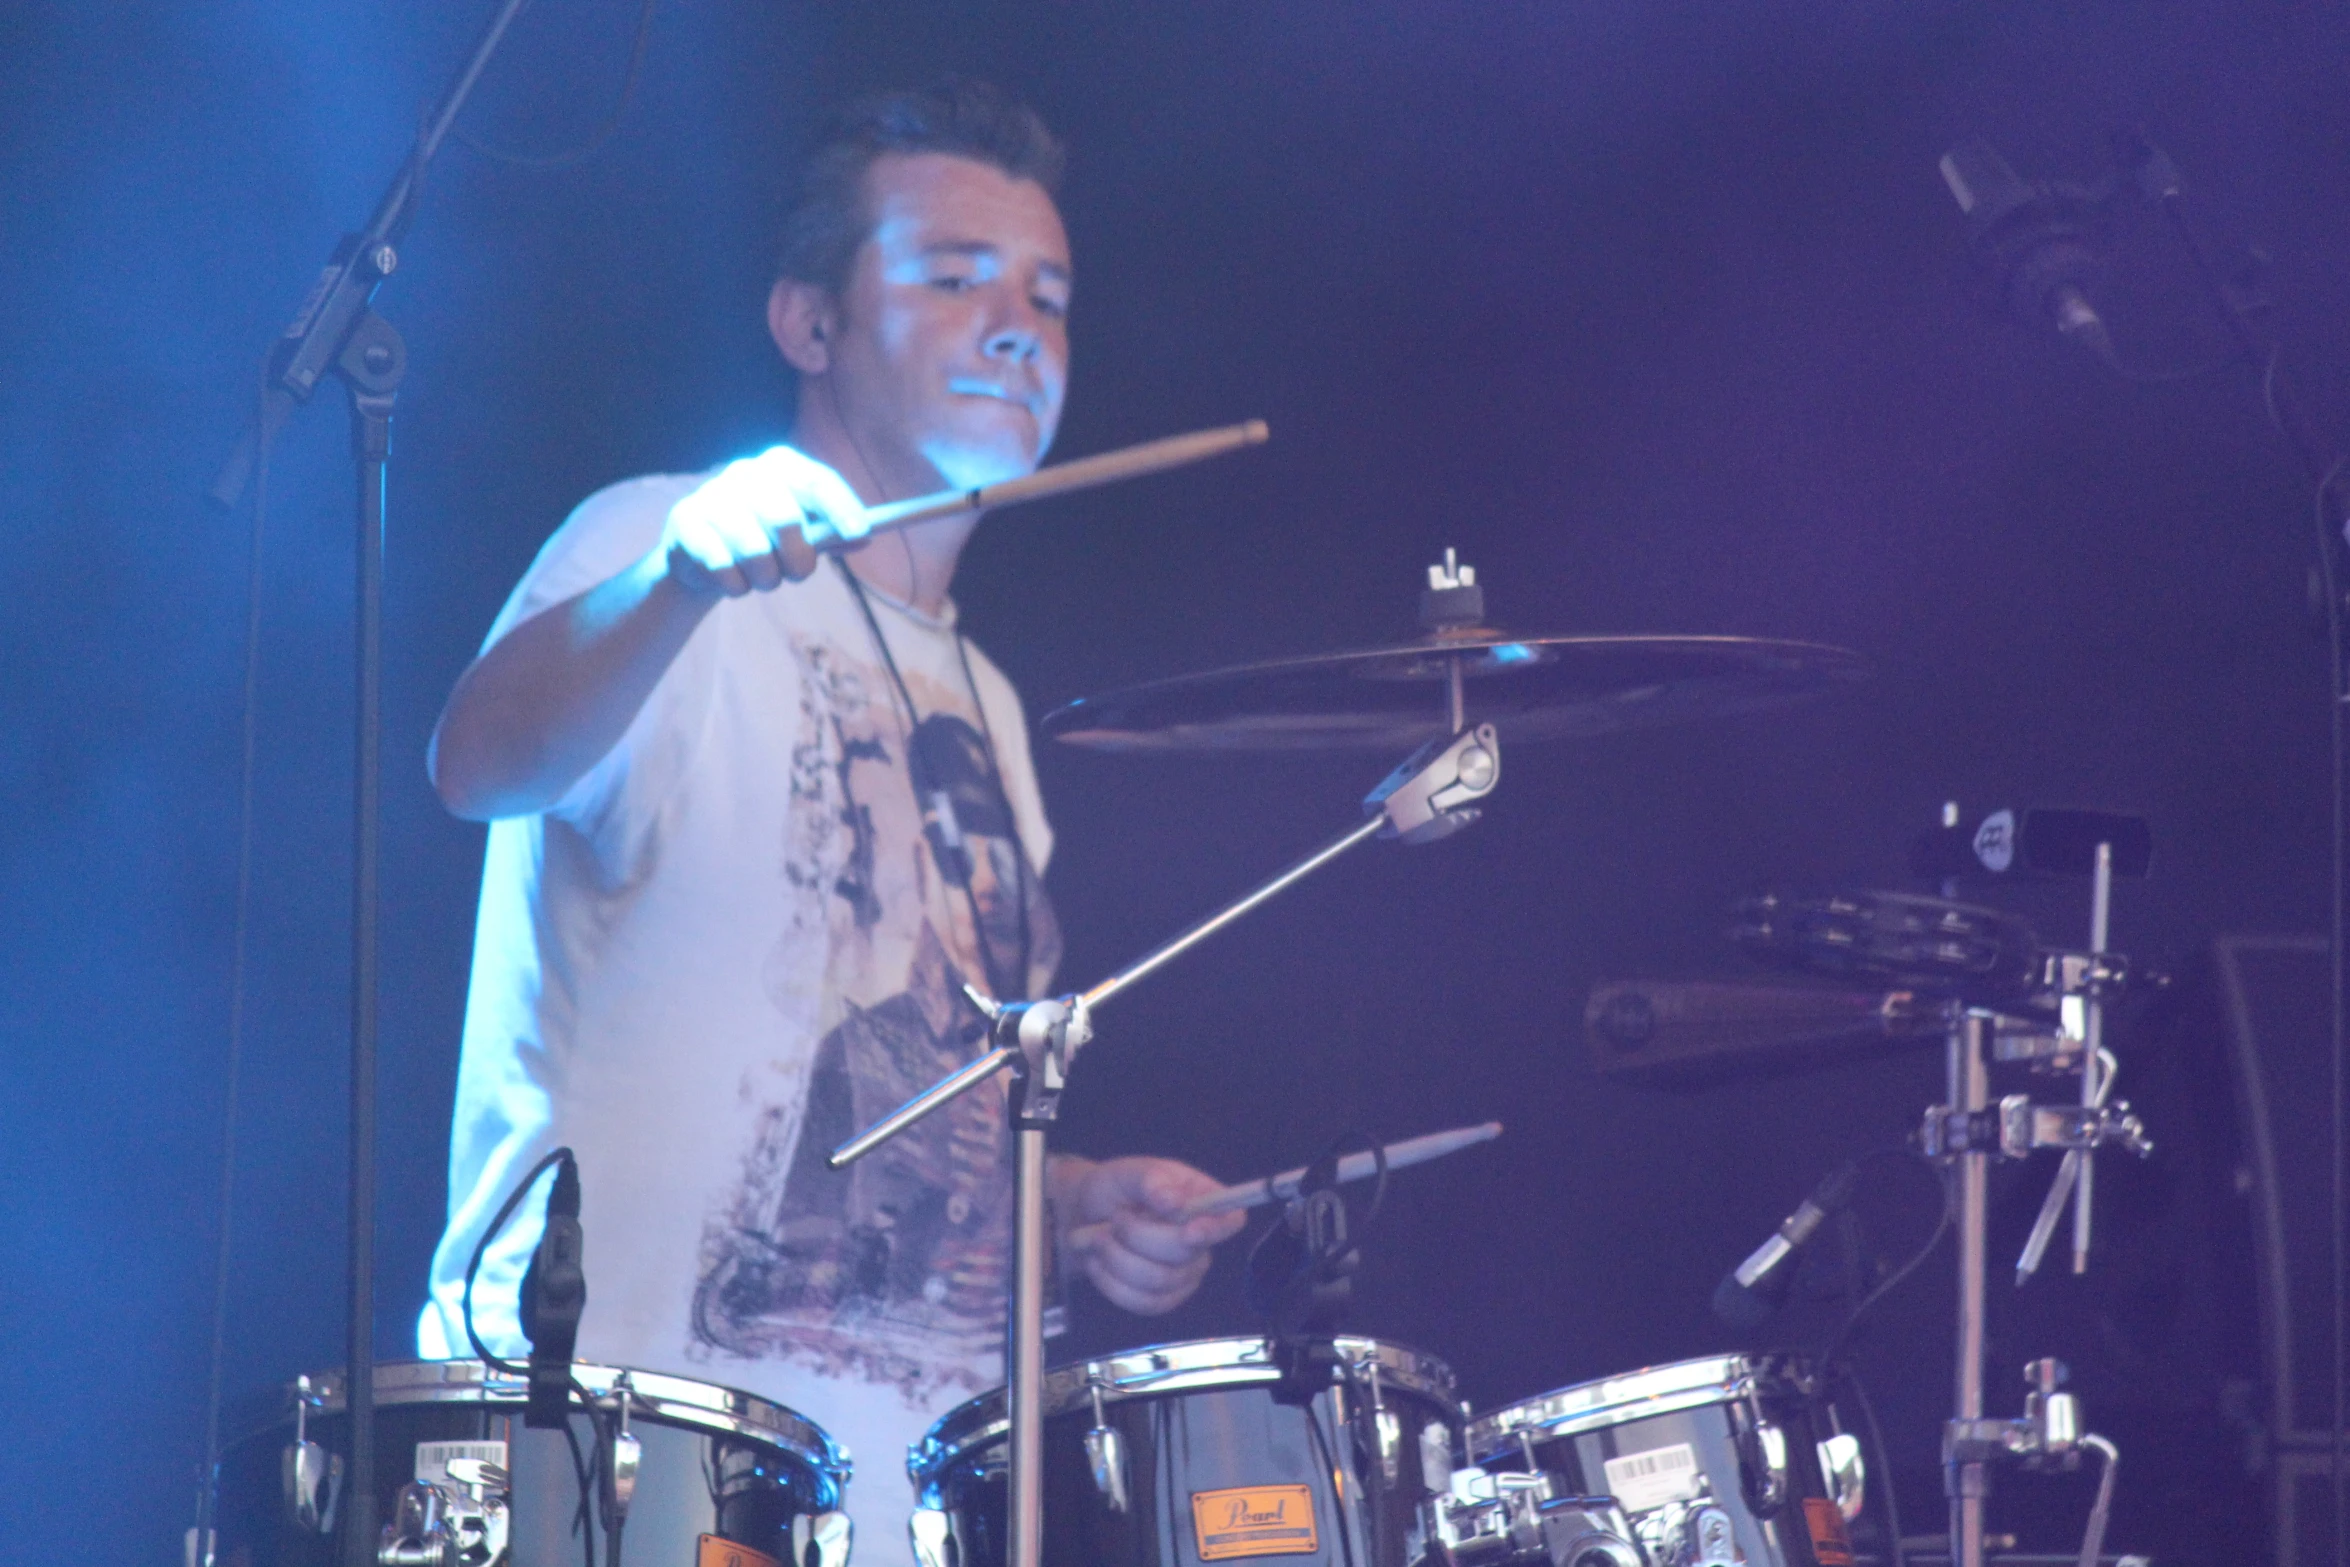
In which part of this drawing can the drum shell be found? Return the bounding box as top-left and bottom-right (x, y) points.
(1466, 1355), (1851, 1567)
(210, 1360), (845, 1567)
(914, 1337), (1462, 1567)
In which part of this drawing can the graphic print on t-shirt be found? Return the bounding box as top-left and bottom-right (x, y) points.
(690, 630), (1059, 1400)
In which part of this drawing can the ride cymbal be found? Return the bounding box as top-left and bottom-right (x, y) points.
(1041, 630), (1871, 753)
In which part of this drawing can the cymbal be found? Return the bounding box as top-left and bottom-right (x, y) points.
(1041, 630), (1871, 753)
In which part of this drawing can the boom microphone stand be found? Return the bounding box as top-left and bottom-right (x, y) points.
(205, 5), (533, 1562)
(833, 718), (1503, 1567)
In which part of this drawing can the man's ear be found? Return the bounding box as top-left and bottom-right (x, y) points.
(768, 278), (836, 375)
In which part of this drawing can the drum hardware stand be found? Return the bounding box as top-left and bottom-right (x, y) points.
(834, 558), (1505, 1567)
(377, 1453), (511, 1567)
(1420, 1468), (1646, 1567)
(1922, 842), (2150, 1567)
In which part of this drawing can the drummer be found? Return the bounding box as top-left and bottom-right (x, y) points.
(418, 78), (1245, 1563)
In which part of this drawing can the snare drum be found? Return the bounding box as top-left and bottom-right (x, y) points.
(908, 1335), (1462, 1567)
(209, 1359), (850, 1567)
(1464, 1355), (1865, 1567)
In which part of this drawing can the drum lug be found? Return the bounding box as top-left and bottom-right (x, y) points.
(282, 1376), (342, 1536)
(1083, 1423), (1131, 1514)
(1738, 1417), (1788, 1516)
(909, 1505), (954, 1567)
(792, 1508), (852, 1567)
(1421, 1421), (1458, 1495)
(1083, 1376), (1132, 1513)
(282, 1440), (341, 1536)
(1816, 1432), (1866, 1524)
(605, 1373), (641, 1523)
(1359, 1355), (1403, 1484)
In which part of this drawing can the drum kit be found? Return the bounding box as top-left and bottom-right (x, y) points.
(204, 426), (2157, 1567)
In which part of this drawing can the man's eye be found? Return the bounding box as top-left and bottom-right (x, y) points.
(929, 273), (976, 292)
(1034, 294), (1069, 320)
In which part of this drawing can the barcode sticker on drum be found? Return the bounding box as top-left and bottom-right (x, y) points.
(414, 1440), (506, 1487)
(1190, 1484), (1320, 1560)
(1602, 1442), (1703, 1512)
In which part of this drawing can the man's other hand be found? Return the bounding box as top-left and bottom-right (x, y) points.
(662, 445), (871, 597)
(1050, 1155), (1247, 1316)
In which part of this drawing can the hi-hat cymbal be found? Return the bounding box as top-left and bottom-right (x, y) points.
(1041, 630), (1871, 753)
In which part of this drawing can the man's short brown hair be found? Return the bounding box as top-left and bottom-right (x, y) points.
(777, 79), (1066, 294)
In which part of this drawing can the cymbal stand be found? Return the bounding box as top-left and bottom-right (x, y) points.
(833, 720), (1501, 1567)
(1922, 854), (2151, 1567)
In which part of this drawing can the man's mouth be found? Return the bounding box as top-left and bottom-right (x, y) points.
(948, 377), (1040, 416)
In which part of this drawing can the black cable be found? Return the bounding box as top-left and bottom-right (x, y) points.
(560, 1407), (598, 1567)
(1816, 1154), (1953, 1373)
(452, 0), (659, 169)
(460, 1145), (576, 1373)
(578, 1373), (627, 1567)
(190, 366), (278, 1563)
(1303, 1396), (1362, 1567)
(1831, 1360), (1907, 1567)
(955, 631), (1035, 990)
(837, 557), (1032, 1001)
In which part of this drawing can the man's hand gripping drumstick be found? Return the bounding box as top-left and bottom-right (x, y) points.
(1043, 1122), (1503, 1316)
(675, 419), (1270, 590)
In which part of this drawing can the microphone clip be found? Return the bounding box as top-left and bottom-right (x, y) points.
(519, 1153), (585, 1429)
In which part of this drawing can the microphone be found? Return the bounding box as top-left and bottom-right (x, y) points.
(518, 1152), (585, 1429)
(1939, 139), (2117, 364)
(1711, 1162), (1857, 1330)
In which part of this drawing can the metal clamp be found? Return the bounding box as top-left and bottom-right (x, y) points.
(377, 1456), (510, 1567)
(1998, 1096), (2149, 1158)
(1365, 723), (1501, 845)
(1923, 1095), (2151, 1162)
(1942, 1360), (2087, 1472)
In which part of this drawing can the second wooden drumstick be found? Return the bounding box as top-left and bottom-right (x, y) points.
(1179, 1120), (1504, 1220)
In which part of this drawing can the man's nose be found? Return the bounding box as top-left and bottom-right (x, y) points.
(981, 290), (1047, 363)
(982, 320), (1040, 363)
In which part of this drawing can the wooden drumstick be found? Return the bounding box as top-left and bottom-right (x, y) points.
(1179, 1121), (1504, 1220)
(856, 419), (1269, 535)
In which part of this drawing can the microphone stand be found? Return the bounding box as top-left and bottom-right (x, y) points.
(832, 720), (1502, 1567)
(204, 6), (533, 1563)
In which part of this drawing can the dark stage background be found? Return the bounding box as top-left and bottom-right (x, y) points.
(3, 0), (2345, 1561)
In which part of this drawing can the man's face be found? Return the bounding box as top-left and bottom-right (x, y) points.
(820, 152), (1072, 492)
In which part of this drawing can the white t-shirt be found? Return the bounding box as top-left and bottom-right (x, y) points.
(418, 470), (1062, 1565)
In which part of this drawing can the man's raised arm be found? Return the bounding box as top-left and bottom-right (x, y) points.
(428, 448), (868, 821)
